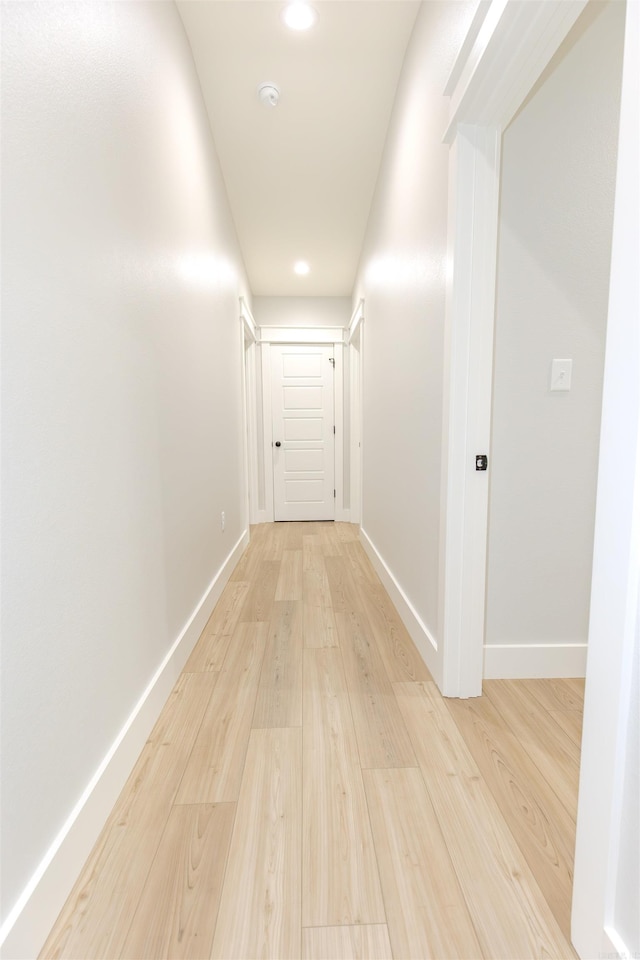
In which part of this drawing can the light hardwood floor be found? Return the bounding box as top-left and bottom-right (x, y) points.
(40, 522), (583, 960)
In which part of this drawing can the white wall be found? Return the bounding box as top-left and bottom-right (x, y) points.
(253, 296), (350, 328)
(353, 1), (475, 672)
(1, 0), (249, 947)
(484, 0), (625, 677)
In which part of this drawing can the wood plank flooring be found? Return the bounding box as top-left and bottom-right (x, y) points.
(40, 522), (583, 960)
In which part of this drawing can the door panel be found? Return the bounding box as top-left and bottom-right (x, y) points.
(284, 449), (324, 472)
(284, 418), (323, 441)
(283, 354), (323, 377)
(271, 344), (335, 521)
(283, 386), (323, 408)
(284, 479), (325, 502)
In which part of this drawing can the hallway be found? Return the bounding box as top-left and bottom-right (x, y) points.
(41, 523), (581, 959)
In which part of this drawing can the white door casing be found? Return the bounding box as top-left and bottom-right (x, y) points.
(239, 298), (258, 528)
(440, 0), (589, 698)
(255, 332), (348, 524)
(348, 299), (364, 526)
(271, 344), (335, 521)
(572, 3), (639, 956)
(442, 1), (638, 958)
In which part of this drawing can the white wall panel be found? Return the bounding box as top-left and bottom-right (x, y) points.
(353, 0), (476, 670)
(0, 2), (249, 950)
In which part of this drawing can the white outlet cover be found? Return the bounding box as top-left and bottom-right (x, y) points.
(550, 358), (573, 391)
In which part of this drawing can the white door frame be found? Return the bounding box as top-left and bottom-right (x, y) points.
(572, 4), (639, 956)
(239, 297), (258, 530)
(442, 2), (639, 956)
(257, 327), (349, 523)
(439, 0), (589, 698)
(348, 299), (364, 526)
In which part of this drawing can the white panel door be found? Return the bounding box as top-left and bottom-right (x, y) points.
(271, 344), (335, 521)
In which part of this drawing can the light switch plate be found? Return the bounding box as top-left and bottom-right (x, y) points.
(550, 358), (572, 391)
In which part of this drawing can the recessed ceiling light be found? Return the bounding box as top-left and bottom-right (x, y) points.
(282, 2), (318, 31)
(294, 261), (310, 275)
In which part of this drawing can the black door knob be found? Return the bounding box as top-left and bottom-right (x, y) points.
(275, 441), (281, 447)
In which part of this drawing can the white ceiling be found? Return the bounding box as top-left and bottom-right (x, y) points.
(177, 1), (420, 296)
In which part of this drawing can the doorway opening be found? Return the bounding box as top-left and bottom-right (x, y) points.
(245, 326), (349, 525)
(483, 0), (625, 682)
(270, 343), (336, 522)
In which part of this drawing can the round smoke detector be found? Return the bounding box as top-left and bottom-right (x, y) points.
(257, 82), (280, 108)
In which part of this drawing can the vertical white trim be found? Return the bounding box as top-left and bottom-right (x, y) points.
(348, 339), (361, 526)
(239, 295), (258, 342)
(348, 298), (364, 344)
(240, 319), (250, 533)
(333, 342), (349, 521)
(347, 299), (364, 526)
(239, 298), (260, 525)
(245, 341), (260, 525)
(572, 2), (640, 953)
(260, 342), (274, 523)
(358, 322), (364, 526)
(441, 124), (501, 698)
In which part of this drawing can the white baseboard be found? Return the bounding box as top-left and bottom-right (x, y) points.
(250, 512), (351, 525)
(483, 642), (588, 679)
(360, 527), (438, 678)
(0, 530), (249, 960)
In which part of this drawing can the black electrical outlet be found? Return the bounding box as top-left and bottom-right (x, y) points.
(476, 454), (488, 471)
